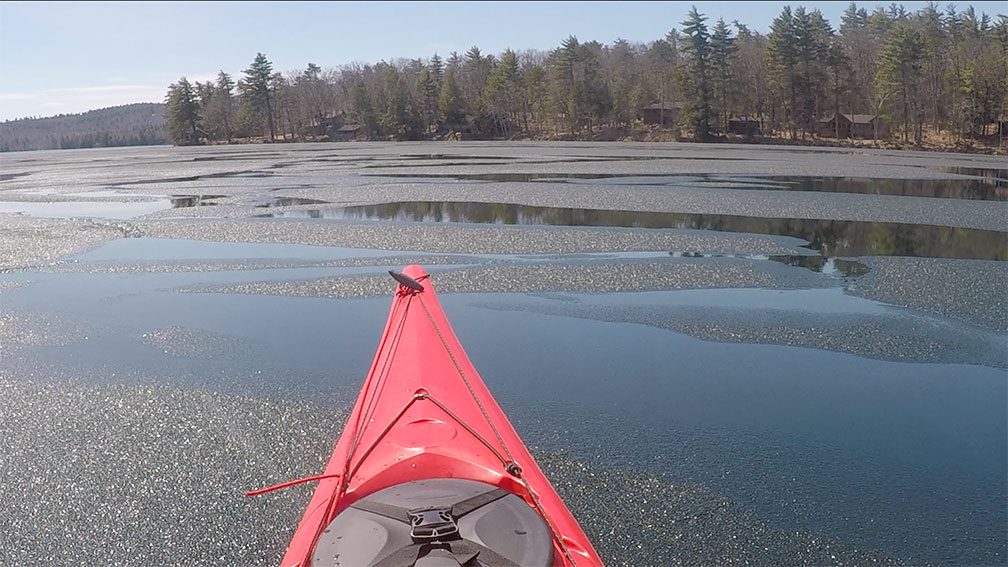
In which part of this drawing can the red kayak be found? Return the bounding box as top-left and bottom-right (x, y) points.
(251, 265), (602, 566)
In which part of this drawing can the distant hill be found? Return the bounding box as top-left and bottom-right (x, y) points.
(0, 103), (168, 152)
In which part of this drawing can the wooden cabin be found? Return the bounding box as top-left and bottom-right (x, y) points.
(329, 124), (362, 141)
(817, 113), (889, 139)
(639, 102), (682, 127)
(728, 115), (763, 136)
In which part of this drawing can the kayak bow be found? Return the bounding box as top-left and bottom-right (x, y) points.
(273, 265), (602, 567)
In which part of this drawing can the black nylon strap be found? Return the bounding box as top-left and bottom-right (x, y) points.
(451, 539), (521, 567)
(350, 487), (510, 524)
(373, 540), (521, 567)
(348, 499), (410, 523)
(451, 488), (510, 518)
(372, 543), (424, 567)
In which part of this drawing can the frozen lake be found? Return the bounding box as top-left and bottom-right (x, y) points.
(1, 142), (1005, 565)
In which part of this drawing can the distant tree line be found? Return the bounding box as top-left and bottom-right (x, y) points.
(154, 2), (1000, 147)
(0, 103), (167, 152)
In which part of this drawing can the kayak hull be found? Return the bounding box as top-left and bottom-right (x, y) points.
(279, 265), (602, 566)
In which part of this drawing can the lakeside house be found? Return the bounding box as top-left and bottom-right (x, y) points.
(330, 124), (362, 141)
(817, 113), (889, 139)
(728, 115), (763, 136)
(639, 102), (683, 127)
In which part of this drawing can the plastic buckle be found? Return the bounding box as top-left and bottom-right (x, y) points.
(408, 506), (458, 541)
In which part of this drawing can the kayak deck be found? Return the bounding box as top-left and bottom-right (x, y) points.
(276, 265), (602, 566)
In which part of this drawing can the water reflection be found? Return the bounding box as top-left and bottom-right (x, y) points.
(267, 201), (1007, 261)
(399, 154), (519, 160)
(255, 197), (331, 208)
(171, 195), (226, 208)
(927, 166), (1008, 187)
(768, 255), (870, 277)
(671, 252), (870, 277)
(364, 172), (1007, 200)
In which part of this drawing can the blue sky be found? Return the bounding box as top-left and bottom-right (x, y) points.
(1, 1), (1003, 120)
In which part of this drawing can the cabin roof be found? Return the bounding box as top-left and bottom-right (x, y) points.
(820, 113), (880, 124)
(642, 102), (684, 111)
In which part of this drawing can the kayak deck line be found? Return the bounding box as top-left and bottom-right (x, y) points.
(274, 266), (602, 566)
(408, 281), (580, 564)
(345, 388), (516, 483)
(244, 473), (343, 497)
(416, 288), (519, 465)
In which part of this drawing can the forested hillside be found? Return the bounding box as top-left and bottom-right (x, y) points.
(164, 3), (1007, 150)
(0, 103), (167, 152)
(6, 3), (1004, 152)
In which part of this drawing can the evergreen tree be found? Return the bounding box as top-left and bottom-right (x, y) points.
(555, 35), (581, 133)
(608, 38), (637, 127)
(768, 6), (799, 137)
(804, 10), (836, 136)
(417, 69), (438, 133)
(485, 49), (521, 136)
(430, 54), (444, 84)
(438, 68), (465, 128)
(578, 41), (611, 133)
(350, 80), (378, 138)
(300, 63), (326, 131)
(649, 35), (678, 127)
(681, 6), (714, 140)
(710, 18), (737, 134)
(840, 2), (869, 33)
(877, 21), (924, 141)
(523, 63), (548, 133)
(164, 77), (201, 145)
(214, 71), (235, 142)
(239, 52), (277, 141)
(379, 66), (410, 138)
(447, 51), (462, 71)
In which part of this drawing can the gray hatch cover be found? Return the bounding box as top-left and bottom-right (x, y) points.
(311, 478), (554, 567)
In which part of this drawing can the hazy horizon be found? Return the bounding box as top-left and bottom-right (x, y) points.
(2, 0), (1004, 122)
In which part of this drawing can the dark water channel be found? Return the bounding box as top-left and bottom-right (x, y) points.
(365, 172), (1008, 200)
(266, 200), (1008, 261)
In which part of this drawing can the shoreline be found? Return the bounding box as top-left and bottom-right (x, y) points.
(3, 131), (1006, 156)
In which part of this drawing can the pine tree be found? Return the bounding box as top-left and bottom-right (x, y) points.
(164, 77), (201, 145)
(523, 63), (548, 133)
(579, 41), (611, 133)
(768, 6), (799, 137)
(608, 38), (636, 127)
(877, 21), (924, 141)
(840, 2), (869, 33)
(650, 35), (679, 128)
(301, 63), (326, 131)
(239, 53), (277, 141)
(485, 49), (521, 136)
(350, 80), (378, 138)
(417, 69), (437, 134)
(710, 18), (737, 134)
(555, 35), (580, 133)
(681, 6), (714, 140)
(379, 66), (410, 138)
(214, 71), (235, 142)
(804, 10), (836, 136)
(430, 54), (444, 84)
(438, 68), (464, 128)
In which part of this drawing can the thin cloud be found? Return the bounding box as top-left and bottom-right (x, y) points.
(0, 72), (219, 120)
(46, 85), (162, 94)
(0, 84), (168, 121)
